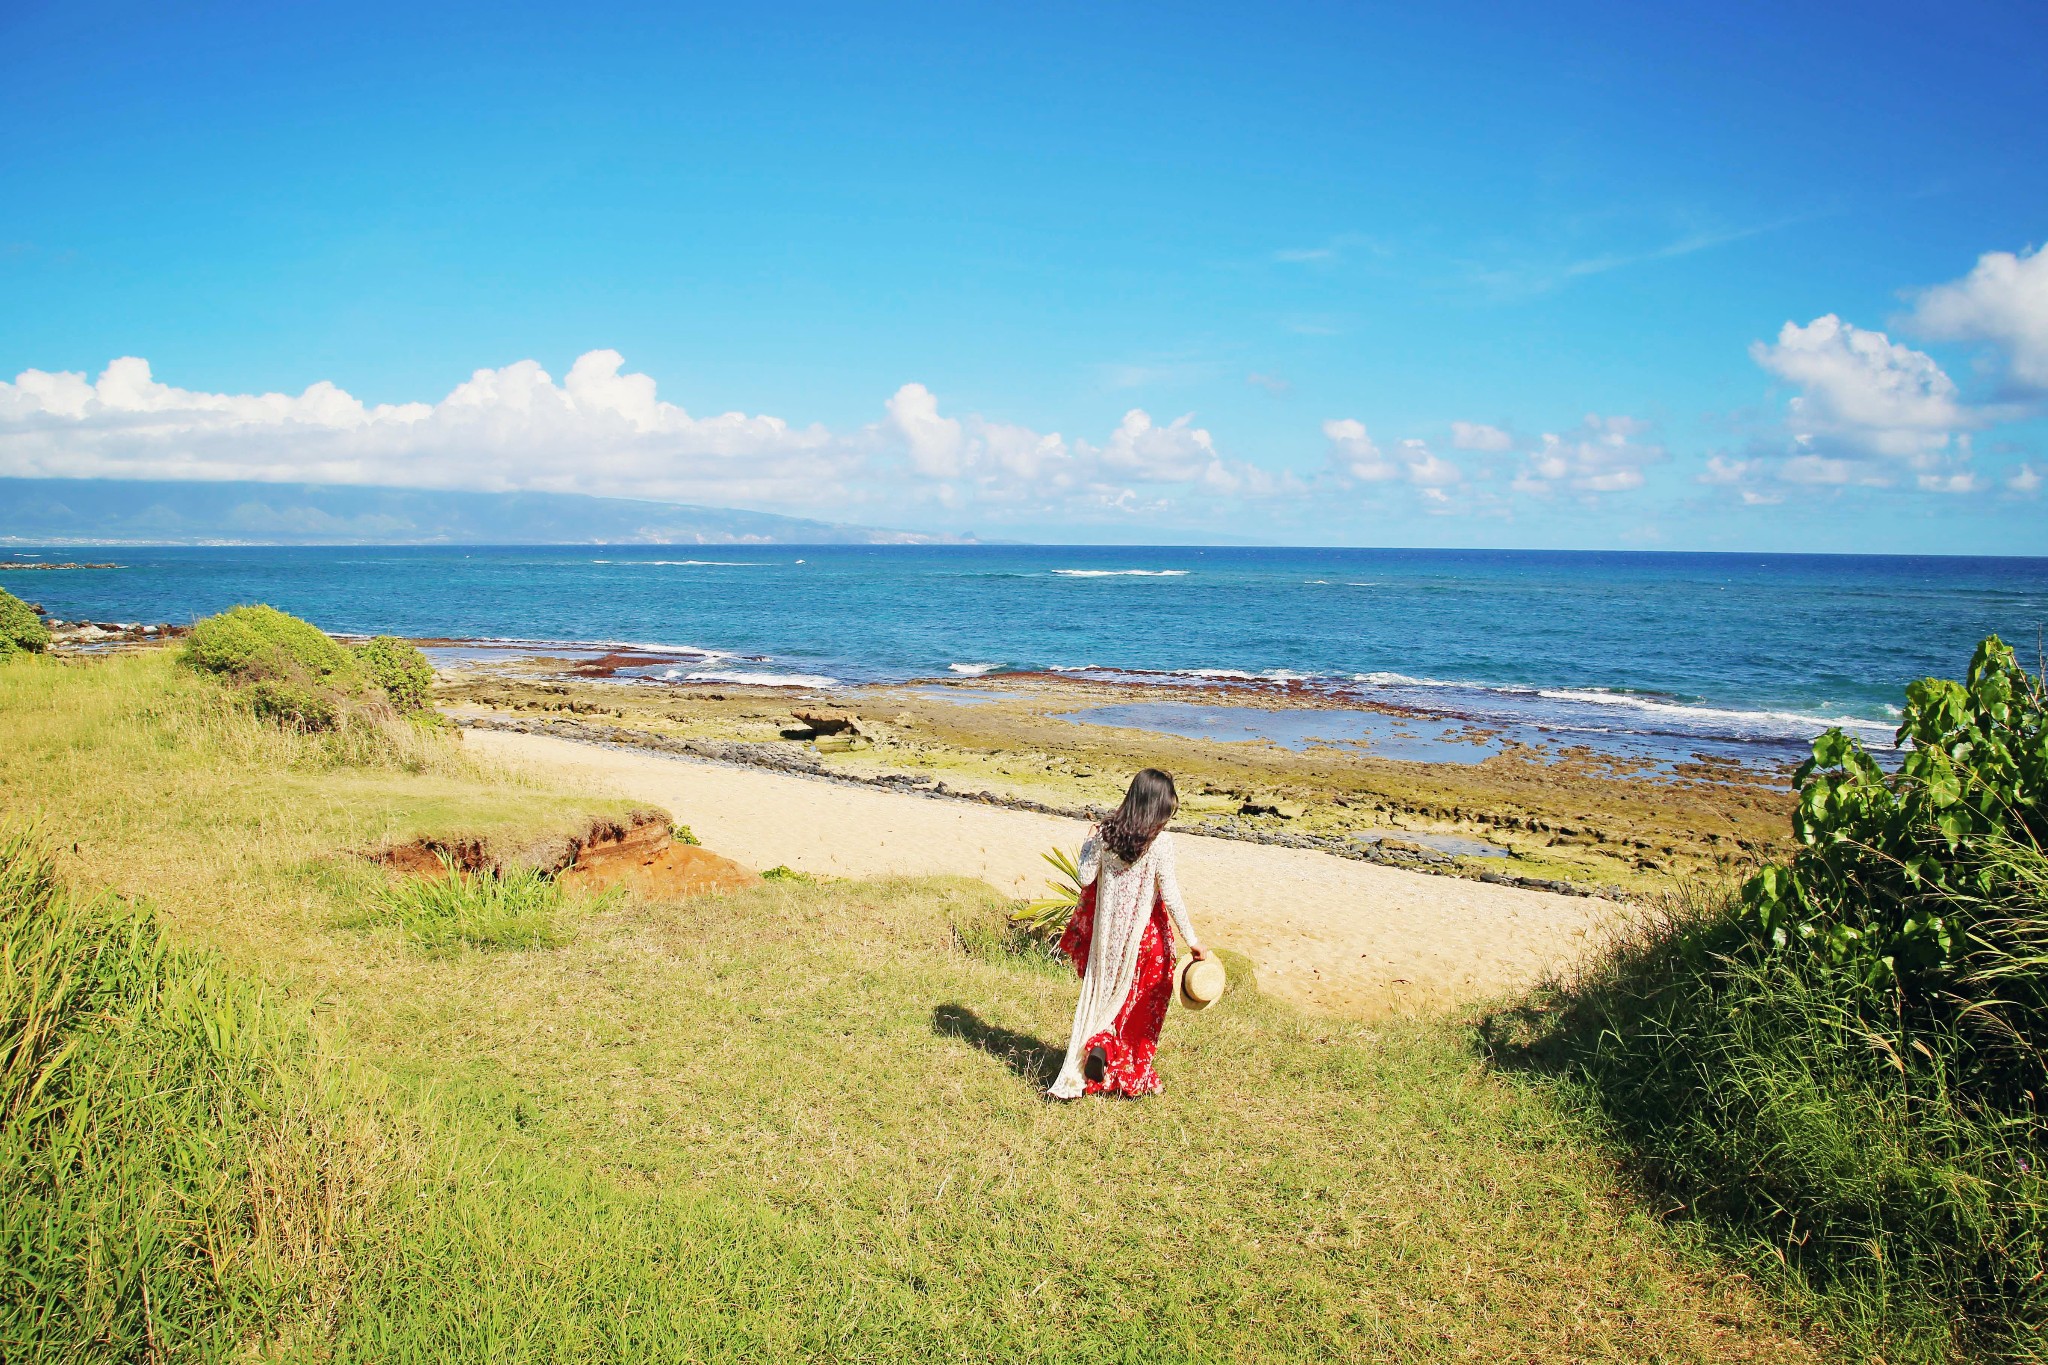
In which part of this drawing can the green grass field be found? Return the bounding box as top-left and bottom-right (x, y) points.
(2, 651), (1815, 1361)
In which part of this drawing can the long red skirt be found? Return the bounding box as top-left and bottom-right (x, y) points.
(1058, 884), (1176, 1097)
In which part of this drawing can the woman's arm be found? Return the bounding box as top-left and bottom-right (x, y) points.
(1076, 830), (1102, 887)
(1156, 835), (1209, 957)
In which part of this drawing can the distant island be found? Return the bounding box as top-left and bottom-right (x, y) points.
(0, 477), (966, 547)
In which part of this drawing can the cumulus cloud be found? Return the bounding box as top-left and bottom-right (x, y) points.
(0, 351), (848, 506)
(1510, 414), (1665, 496)
(1750, 315), (1966, 469)
(1907, 244), (2048, 391)
(1449, 420), (1513, 452)
(1697, 453), (1755, 486)
(1321, 420), (1464, 496)
(2009, 462), (2042, 495)
(0, 352), (1285, 522)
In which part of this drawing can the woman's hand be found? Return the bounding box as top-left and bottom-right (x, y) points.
(1190, 944), (1213, 961)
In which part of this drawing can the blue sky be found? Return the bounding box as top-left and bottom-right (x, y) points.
(2, 1), (2044, 550)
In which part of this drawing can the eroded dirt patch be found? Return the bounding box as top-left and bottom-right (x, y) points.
(374, 808), (756, 900)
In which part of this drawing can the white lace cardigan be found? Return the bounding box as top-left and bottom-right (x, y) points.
(1048, 831), (1204, 1098)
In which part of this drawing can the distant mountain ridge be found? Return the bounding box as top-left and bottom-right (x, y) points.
(0, 478), (959, 546)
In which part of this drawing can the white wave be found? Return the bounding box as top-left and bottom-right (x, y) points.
(1349, 670), (1485, 689)
(948, 662), (1002, 676)
(637, 559), (761, 566)
(1534, 688), (1895, 737)
(1050, 569), (1190, 577)
(683, 670), (839, 688)
(454, 634), (734, 659)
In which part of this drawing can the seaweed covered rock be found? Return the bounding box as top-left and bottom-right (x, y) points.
(0, 587), (50, 658)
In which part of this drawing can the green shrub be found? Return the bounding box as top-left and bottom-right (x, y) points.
(363, 859), (569, 952)
(248, 678), (341, 733)
(1497, 635), (2048, 1361)
(0, 588), (49, 658)
(1743, 635), (2048, 1102)
(354, 634), (434, 713)
(182, 603), (359, 686)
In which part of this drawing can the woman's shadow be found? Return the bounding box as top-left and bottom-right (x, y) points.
(931, 1004), (1063, 1088)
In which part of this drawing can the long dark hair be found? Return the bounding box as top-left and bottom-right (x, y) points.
(1099, 768), (1179, 863)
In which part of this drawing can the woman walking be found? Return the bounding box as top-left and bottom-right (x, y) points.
(1049, 768), (1212, 1099)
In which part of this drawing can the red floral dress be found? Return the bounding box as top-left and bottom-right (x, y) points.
(1058, 882), (1178, 1096)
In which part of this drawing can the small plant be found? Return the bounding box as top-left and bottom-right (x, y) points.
(353, 635), (435, 713)
(672, 824), (702, 846)
(370, 858), (569, 952)
(0, 588), (49, 659)
(761, 865), (813, 883)
(1009, 846), (1084, 940)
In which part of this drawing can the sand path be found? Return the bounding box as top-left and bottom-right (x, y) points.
(467, 728), (1620, 1018)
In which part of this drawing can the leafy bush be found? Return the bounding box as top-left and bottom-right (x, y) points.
(1744, 635), (2048, 1101)
(353, 634), (434, 713)
(1498, 635), (2048, 1361)
(0, 588), (49, 659)
(182, 603), (359, 686)
(366, 859), (569, 952)
(248, 678), (342, 733)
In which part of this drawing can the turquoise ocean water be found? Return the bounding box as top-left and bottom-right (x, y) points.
(13, 545), (2046, 768)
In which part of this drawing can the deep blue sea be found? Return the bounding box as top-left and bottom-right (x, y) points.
(12, 545), (2047, 767)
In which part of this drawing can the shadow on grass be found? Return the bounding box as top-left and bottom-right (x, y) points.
(932, 1003), (1063, 1087)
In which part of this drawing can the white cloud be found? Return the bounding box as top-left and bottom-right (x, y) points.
(1511, 414), (1664, 496)
(1322, 419), (1401, 482)
(2008, 462), (2042, 495)
(1697, 454), (1755, 486)
(1907, 244), (2048, 391)
(0, 353), (1281, 524)
(1750, 315), (1965, 466)
(1916, 471), (1983, 494)
(884, 382), (965, 478)
(1449, 421), (1513, 452)
(1322, 421), (1464, 493)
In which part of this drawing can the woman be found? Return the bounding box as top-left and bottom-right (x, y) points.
(1049, 768), (1213, 1100)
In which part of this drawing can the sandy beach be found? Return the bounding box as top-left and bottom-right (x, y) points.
(466, 726), (1625, 1018)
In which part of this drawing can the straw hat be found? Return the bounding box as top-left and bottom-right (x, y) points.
(1178, 955), (1227, 1011)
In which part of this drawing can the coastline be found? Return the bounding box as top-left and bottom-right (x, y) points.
(433, 645), (1798, 894)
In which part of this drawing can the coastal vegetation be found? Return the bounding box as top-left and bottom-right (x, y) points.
(182, 603), (439, 736)
(1499, 636), (2048, 1361)
(0, 586), (49, 657)
(0, 641), (1813, 1360)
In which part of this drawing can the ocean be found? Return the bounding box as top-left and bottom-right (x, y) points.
(12, 545), (2046, 769)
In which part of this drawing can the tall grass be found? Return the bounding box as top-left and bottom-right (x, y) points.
(0, 826), (403, 1360)
(357, 857), (575, 952)
(1489, 874), (2048, 1362)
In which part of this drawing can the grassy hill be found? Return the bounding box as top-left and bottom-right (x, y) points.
(0, 651), (1811, 1361)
